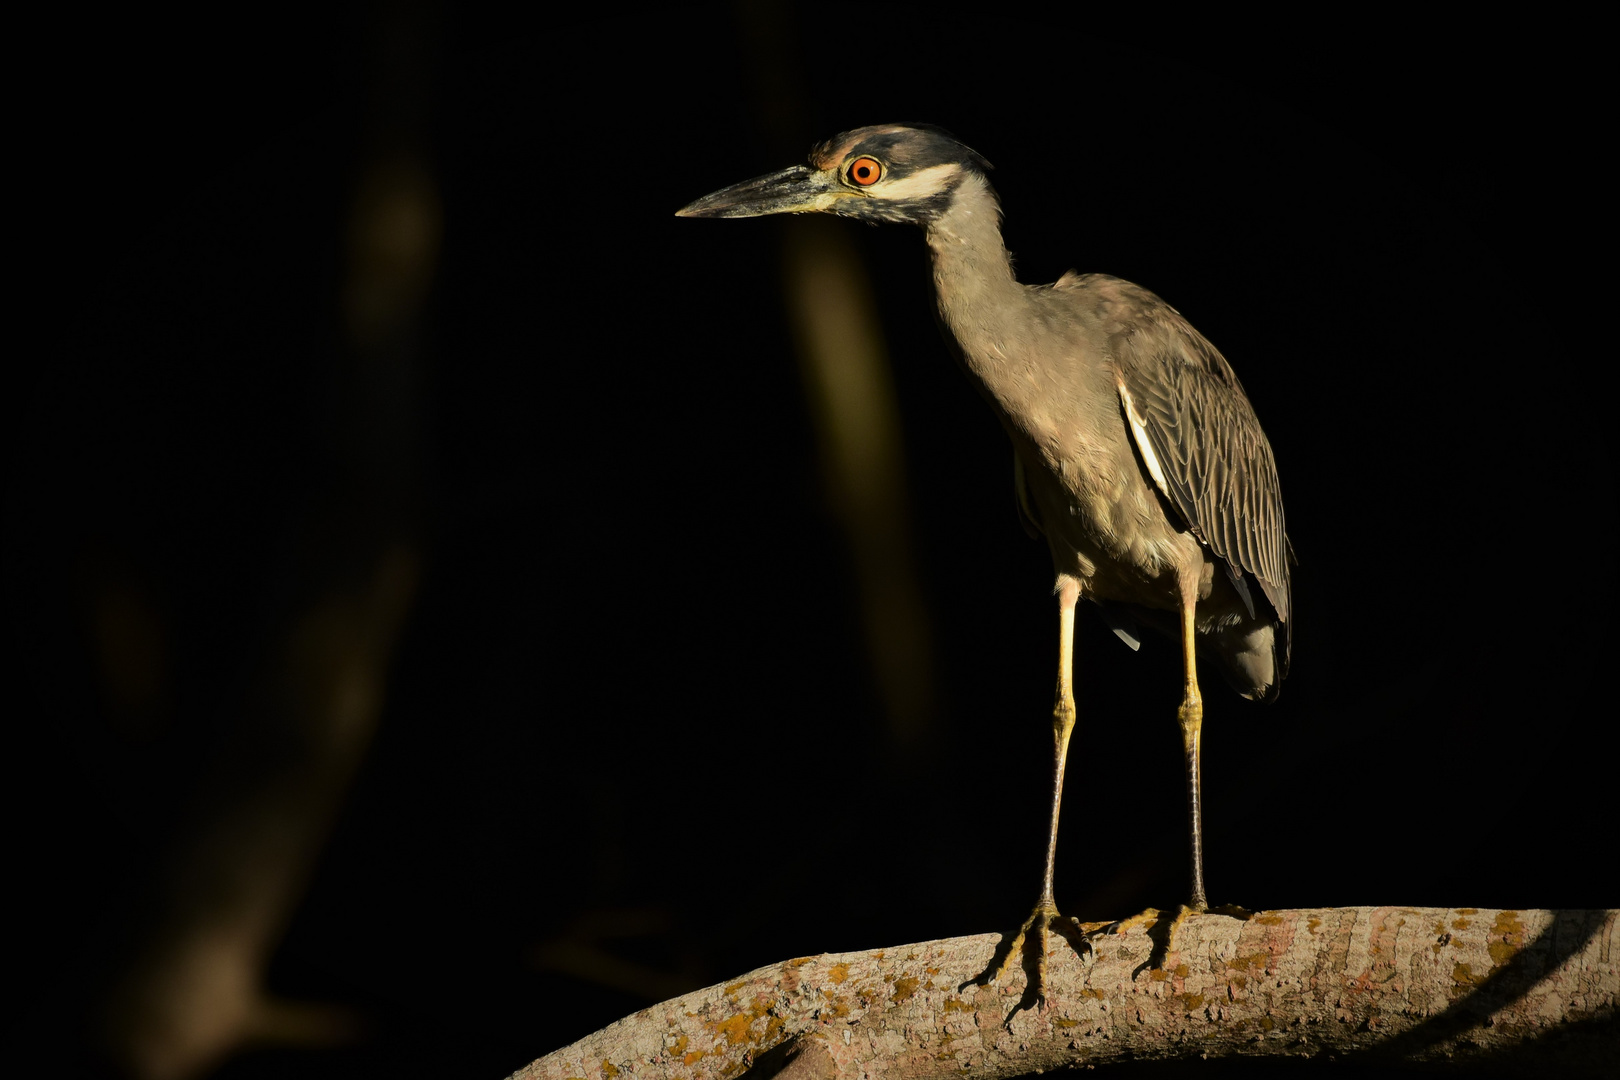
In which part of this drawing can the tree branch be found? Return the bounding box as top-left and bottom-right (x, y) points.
(512, 907), (1617, 1079)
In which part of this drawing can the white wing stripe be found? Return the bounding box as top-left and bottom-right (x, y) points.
(1117, 379), (1171, 497)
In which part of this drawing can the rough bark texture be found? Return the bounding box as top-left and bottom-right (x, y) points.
(512, 907), (1617, 1079)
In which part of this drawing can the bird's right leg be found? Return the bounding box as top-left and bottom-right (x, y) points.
(976, 576), (1082, 1003)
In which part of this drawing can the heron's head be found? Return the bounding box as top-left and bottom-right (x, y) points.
(676, 124), (992, 226)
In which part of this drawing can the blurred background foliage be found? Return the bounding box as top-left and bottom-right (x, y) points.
(5, 3), (1609, 1078)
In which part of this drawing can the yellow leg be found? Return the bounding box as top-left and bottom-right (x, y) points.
(1177, 593), (1207, 911)
(982, 578), (1081, 1002)
(1043, 576), (1079, 903)
(1094, 592), (1208, 965)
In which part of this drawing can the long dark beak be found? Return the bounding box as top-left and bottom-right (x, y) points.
(675, 165), (842, 218)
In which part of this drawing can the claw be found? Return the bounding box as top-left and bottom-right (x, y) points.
(1100, 907), (1163, 936)
(1097, 904), (1213, 978)
(1165, 902), (1198, 945)
(968, 900), (1093, 1011)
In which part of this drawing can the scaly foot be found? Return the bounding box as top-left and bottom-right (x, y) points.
(1095, 903), (1224, 975)
(963, 898), (1091, 1009)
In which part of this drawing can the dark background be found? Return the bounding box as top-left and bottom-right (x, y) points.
(7, 5), (1610, 1078)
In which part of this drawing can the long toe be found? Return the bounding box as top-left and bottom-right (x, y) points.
(975, 899), (1072, 1006)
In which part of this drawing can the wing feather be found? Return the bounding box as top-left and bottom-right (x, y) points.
(1104, 281), (1291, 638)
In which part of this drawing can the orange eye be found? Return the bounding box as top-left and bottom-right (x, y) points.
(847, 157), (882, 186)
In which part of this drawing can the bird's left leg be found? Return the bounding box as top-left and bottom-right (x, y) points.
(1176, 581), (1207, 912)
(972, 576), (1084, 1004)
(1139, 580), (1208, 960)
(1088, 580), (1216, 968)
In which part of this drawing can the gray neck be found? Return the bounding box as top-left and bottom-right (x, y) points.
(924, 172), (1039, 410)
(925, 170), (1016, 295)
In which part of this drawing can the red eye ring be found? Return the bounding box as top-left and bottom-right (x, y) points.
(847, 157), (882, 186)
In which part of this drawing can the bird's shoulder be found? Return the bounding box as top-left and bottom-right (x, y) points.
(1049, 271), (1242, 391)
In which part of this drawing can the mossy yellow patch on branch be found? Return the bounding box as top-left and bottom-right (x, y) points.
(828, 963), (849, 985)
(892, 976), (920, 1003)
(1229, 952), (1271, 973)
(1489, 910), (1525, 967)
(710, 1014), (752, 1046)
(702, 990), (787, 1059)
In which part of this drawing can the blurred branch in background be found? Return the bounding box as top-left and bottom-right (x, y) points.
(738, 0), (935, 748)
(781, 220), (935, 746)
(89, 4), (439, 1077)
(533, 908), (706, 1006)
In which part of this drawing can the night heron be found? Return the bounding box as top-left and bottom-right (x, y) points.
(677, 124), (1291, 996)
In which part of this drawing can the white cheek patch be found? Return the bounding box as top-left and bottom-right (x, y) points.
(874, 162), (962, 201)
